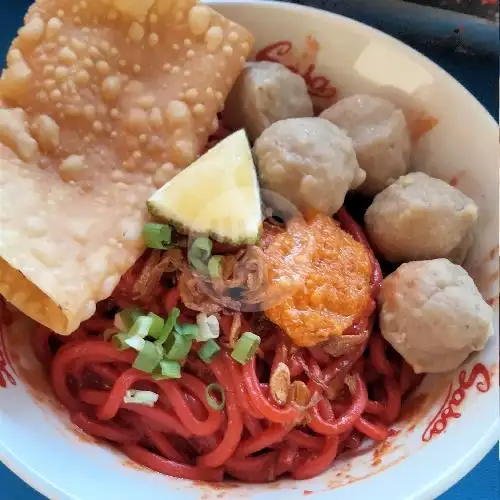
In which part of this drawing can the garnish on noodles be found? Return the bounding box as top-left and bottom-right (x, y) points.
(263, 212), (373, 347)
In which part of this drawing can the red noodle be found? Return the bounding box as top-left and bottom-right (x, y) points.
(369, 333), (395, 378)
(71, 412), (141, 443)
(235, 424), (290, 457)
(276, 441), (299, 476)
(291, 436), (339, 480)
(354, 416), (389, 441)
(122, 444), (224, 481)
(225, 451), (278, 483)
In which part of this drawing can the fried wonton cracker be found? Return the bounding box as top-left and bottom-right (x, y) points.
(0, 0), (253, 334)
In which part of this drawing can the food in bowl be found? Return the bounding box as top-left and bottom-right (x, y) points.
(223, 61), (314, 141)
(378, 259), (492, 374)
(320, 94), (411, 196)
(364, 172), (478, 263)
(0, 0), (494, 487)
(254, 117), (366, 215)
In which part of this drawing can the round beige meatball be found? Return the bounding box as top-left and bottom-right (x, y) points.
(253, 118), (366, 215)
(365, 172), (478, 262)
(223, 61), (313, 142)
(320, 94), (411, 195)
(379, 259), (492, 374)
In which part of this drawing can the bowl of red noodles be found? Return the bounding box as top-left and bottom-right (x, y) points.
(0, 1), (498, 500)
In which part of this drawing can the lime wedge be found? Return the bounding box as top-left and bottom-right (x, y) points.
(147, 130), (262, 244)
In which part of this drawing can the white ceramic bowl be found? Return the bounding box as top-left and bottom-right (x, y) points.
(0, 2), (498, 499)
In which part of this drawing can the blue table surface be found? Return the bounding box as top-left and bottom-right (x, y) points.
(0, 1), (498, 499)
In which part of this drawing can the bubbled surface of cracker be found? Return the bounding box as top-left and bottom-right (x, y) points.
(0, 0), (253, 334)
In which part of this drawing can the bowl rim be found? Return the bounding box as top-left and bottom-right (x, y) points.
(0, 1), (498, 499)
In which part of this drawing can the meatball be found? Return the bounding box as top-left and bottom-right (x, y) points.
(320, 94), (411, 195)
(223, 61), (313, 142)
(364, 172), (478, 262)
(254, 118), (366, 215)
(379, 259), (492, 373)
(447, 230), (474, 266)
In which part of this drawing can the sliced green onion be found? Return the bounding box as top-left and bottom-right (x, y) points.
(112, 332), (134, 351)
(190, 256), (208, 273)
(198, 339), (221, 364)
(124, 335), (146, 352)
(114, 314), (126, 332)
(205, 383), (225, 411)
(123, 390), (159, 407)
(114, 308), (143, 331)
(175, 323), (200, 338)
(133, 340), (163, 373)
(190, 236), (212, 260)
(156, 307), (180, 345)
(129, 315), (153, 338)
(196, 313), (220, 341)
(152, 360), (182, 380)
(147, 312), (165, 339)
(231, 331), (261, 365)
(142, 223), (172, 250)
(112, 331), (145, 352)
(188, 236), (212, 272)
(164, 332), (193, 361)
(208, 255), (223, 278)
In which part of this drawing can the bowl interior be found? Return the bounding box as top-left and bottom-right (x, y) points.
(0, 2), (498, 500)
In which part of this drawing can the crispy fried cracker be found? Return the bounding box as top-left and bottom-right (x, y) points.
(0, 0), (253, 334)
